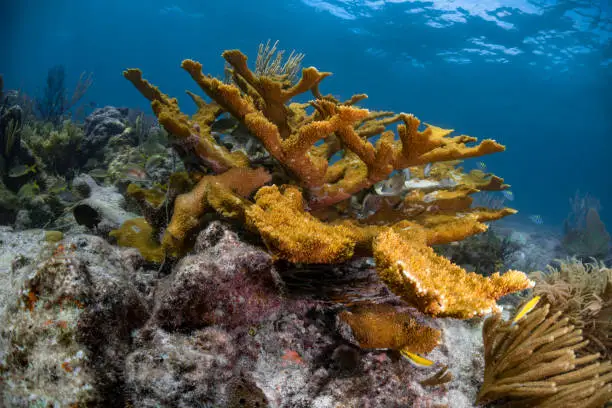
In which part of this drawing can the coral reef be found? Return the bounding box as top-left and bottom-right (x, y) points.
(1, 80), (90, 229)
(0, 85), (24, 176)
(123, 45), (533, 318)
(21, 120), (84, 174)
(0, 77), (39, 216)
(121, 222), (476, 407)
(7, 223), (601, 407)
(82, 106), (130, 157)
(5, 42), (598, 408)
(1, 76), (175, 235)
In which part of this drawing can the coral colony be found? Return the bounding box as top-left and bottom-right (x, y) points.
(121, 48), (532, 317)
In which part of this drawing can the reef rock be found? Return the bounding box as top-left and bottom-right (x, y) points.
(0, 227), (49, 322)
(0, 232), (149, 407)
(82, 106), (129, 156)
(124, 222), (482, 407)
(0, 222), (485, 407)
(72, 173), (137, 235)
(150, 221), (282, 332)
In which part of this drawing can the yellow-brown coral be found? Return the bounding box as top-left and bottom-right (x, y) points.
(244, 185), (357, 263)
(127, 50), (506, 209)
(124, 43), (529, 317)
(338, 303), (440, 354)
(163, 167), (271, 256)
(123, 68), (249, 173)
(373, 229), (534, 318)
(110, 218), (165, 263)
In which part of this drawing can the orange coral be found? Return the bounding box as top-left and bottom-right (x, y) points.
(123, 44), (530, 318)
(109, 218), (165, 263)
(123, 68), (249, 172)
(373, 229), (534, 318)
(244, 185), (357, 263)
(339, 303), (440, 354)
(163, 167), (271, 256)
(127, 50), (506, 209)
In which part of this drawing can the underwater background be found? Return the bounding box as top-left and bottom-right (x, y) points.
(0, 1), (611, 407)
(1, 0), (611, 228)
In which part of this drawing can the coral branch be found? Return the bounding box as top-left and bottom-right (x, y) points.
(393, 116), (505, 168)
(163, 167), (271, 256)
(123, 68), (248, 173)
(244, 185), (358, 263)
(373, 229), (534, 318)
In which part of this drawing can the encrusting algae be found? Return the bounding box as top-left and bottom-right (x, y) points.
(118, 43), (534, 319)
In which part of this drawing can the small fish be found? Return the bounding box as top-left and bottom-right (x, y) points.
(58, 190), (78, 203)
(17, 181), (40, 197)
(374, 172), (405, 196)
(88, 168), (108, 179)
(73, 203), (102, 229)
(477, 161), (487, 171)
(512, 296), (541, 324)
(124, 166), (148, 182)
(402, 168), (411, 181)
(502, 190), (514, 201)
(145, 154), (166, 171)
(358, 193), (383, 219)
(211, 117), (239, 133)
(400, 348), (435, 368)
(8, 163), (37, 178)
(439, 178), (458, 188)
(48, 184), (67, 194)
(121, 126), (133, 136)
(142, 141), (167, 156)
(423, 163), (432, 177)
(529, 214), (543, 225)
(48, 178), (68, 194)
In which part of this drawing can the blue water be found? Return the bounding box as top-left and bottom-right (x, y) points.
(1, 0), (610, 228)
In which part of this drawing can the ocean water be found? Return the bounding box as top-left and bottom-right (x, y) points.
(2, 0), (610, 228)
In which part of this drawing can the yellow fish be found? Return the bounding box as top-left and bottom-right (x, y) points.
(400, 348), (434, 368)
(512, 296), (541, 324)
